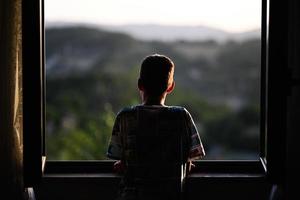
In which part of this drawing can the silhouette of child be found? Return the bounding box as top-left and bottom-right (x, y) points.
(107, 54), (205, 200)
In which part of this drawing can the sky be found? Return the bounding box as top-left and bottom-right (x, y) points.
(45, 0), (261, 33)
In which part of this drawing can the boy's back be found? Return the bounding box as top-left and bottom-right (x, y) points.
(107, 105), (205, 200)
(107, 54), (205, 200)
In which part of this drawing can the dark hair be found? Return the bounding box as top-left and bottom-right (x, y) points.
(139, 54), (174, 96)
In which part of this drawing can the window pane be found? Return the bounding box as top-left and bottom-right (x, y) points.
(45, 0), (261, 160)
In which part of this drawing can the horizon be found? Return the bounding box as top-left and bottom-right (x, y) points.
(45, 21), (260, 34)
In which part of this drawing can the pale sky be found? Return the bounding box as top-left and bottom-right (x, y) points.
(45, 0), (261, 33)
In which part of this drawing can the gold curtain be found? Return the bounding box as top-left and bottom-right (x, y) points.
(0, 0), (24, 199)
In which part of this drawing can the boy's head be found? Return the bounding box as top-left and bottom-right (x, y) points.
(138, 54), (175, 97)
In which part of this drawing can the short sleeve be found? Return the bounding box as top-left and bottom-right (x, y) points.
(184, 109), (205, 160)
(106, 113), (123, 160)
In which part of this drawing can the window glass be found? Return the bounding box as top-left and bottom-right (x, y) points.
(45, 0), (261, 160)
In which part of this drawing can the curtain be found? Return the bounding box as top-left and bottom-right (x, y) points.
(0, 0), (24, 199)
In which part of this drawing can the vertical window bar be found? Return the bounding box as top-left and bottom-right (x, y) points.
(260, 0), (267, 160)
(266, 0), (288, 184)
(41, 0), (46, 158)
(23, 0), (43, 186)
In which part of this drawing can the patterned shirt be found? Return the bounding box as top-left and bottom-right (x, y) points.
(107, 105), (205, 200)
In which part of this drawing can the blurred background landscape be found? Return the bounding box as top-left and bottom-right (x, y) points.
(45, 23), (261, 160)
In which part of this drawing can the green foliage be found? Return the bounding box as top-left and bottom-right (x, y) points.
(46, 26), (261, 160)
(47, 104), (115, 160)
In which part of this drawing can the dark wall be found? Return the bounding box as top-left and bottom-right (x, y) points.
(286, 0), (300, 199)
(35, 177), (271, 200)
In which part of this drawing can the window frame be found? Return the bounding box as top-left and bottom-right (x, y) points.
(23, 0), (286, 186)
(23, 0), (45, 187)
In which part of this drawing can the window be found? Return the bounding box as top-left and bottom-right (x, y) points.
(23, 0), (287, 187)
(44, 0), (261, 161)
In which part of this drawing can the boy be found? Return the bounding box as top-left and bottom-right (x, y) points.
(107, 54), (205, 200)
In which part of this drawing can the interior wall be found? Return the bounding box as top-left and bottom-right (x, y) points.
(286, 0), (300, 198)
(35, 177), (271, 200)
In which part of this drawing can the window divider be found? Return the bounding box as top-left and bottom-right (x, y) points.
(23, 0), (44, 187)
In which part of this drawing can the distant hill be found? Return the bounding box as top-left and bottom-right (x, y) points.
(101, 24), (260, 42)
(45, 26), (261, 109)
(46, 22), (260, 42)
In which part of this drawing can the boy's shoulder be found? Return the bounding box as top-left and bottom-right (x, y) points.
(167, 105), (188, 113)
(117, 105), (189, 116)
(117, 106), (136, 116)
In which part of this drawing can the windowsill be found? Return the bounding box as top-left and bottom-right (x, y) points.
(42, 159), (266, 181)
(189, 173), (265, 178)
(43, 172), (265, 179)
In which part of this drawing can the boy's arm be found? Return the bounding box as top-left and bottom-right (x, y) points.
(184, 109), (205, 170)
(107, 112), (127, 174)
(188, 160), (196, 172)
(106, 114), (123, 160)
(113, 160), (125, 174)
